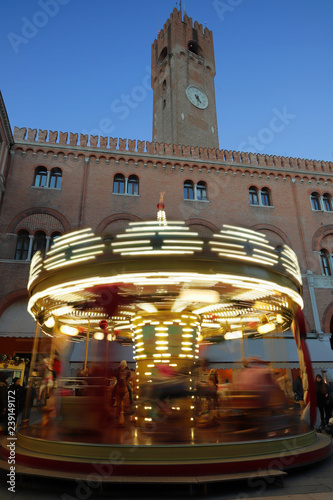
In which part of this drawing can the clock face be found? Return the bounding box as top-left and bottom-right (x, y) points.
(186, 86), (208, 109)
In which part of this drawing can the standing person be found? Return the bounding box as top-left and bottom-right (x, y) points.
(52, 351), (62, 381)
(315, 374), (330, 427)
(0, 372), (9, 432)
(293, 374), (304, 409)
(9, 377), (24, 429)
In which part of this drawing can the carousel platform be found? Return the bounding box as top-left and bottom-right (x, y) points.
(0, 421), (331, 482)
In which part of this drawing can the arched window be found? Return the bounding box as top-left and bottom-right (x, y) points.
(49, 168), (62, 189)
(320, 249), (331, 276)
(127, 175), (139, 195)
(158, 47), (168, 64)
(188, 40), (203, 57)
(102, 234), (114, 245)
(34, 166), (47, 187)
(261, 187), (271, 206)
(113, 174), (125, 194)
(323, 193), (332, 212)
(184, 180), (194, 200)
(32, 231), (47, 257)
(14, 230), (30, 260)
(249, 186), (259, 205)
(311, 192), (321, 211)
(196, 181), (207, 201)
(49, 231), (61, 249)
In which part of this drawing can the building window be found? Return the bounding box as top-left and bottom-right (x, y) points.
(34, 166), (48, 187)
(250, 186), (273, 207)
(33, 166), (62, 189)
(49, 231), (61, 249)
(323, 193), (332, 212)
(14, 230), (30, 260)
(184, 180), (208, 201)
(320, 249), (331, 276)
(32, 231), (47, 258)
(311, 192), (321, 211)
(49, 168), (62, 189)
(184, 180), (195, 200)
(113, 174), (125, 194)
(261, 187), (271, 206)
(196, 181), (207, 201)
(127, 175), (139, 195)
(249, 186), (259, 205)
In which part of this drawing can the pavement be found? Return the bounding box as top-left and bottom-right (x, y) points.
(0, 431), (332, 499)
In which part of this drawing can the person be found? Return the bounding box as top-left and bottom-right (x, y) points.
(112, 360), (133, 406)
(9, 377), (24, 429)
(315, 374), (330, 427)
(0, 372), (9, 432)
(52, 351), (62, 380)
(293, 374), (304, 408)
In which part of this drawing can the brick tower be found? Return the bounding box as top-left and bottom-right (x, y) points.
(151, 8), (219, 149)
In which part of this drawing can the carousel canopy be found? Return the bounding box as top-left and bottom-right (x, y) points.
(27, 205), (303, 347)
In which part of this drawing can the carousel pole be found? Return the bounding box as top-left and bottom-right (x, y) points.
(84, 321), (90, 373)
(240, 328), (245, 360)
(105, 332), (109, 379)
(22, 321), (41, 428)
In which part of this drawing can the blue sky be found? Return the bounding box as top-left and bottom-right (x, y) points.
(1, 0), (332, 162)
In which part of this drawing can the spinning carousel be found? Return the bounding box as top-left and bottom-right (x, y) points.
(1, 197), (331, 479)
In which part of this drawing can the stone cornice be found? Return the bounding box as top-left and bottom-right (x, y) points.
(0, 92), (14, 145)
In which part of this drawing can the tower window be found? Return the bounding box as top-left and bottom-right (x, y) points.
(14, 230), (30, 260)
(158, 47), (168, 64)
(34, 166), (48, 187)
(323, 193), (332, 212)
(127, 175), (139, 195)
(188, 40), (203, 57)
(311, 192), (321, 211)
(320, 249), (331, 276)
(184, 180), (195, 200)
(113, 173), (126, 194)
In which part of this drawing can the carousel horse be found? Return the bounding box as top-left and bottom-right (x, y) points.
(194, 369), (219, 411)
(38, 357), (54, 407)
(112, 361), (132, 424)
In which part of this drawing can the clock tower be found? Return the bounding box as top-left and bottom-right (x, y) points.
(151, 8), (219, 149)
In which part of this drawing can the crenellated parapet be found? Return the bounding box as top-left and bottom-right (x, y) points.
(155, 8), (212, 44)
(13, 126), (333, 174)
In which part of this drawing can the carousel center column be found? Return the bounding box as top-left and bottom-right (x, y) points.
(132, 311), (201, 427)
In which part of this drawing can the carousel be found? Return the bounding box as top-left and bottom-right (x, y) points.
(1, 196), (331, 482)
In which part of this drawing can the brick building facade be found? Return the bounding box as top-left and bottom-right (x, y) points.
(0, 9), (333, 362)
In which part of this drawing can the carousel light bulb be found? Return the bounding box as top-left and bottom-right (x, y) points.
(44, 316), (55, 328)
(257, 322), (276, 334)
(224, 331), (243, 340)
(93, 332), (104, 340)
(60, 325), (79, 336)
